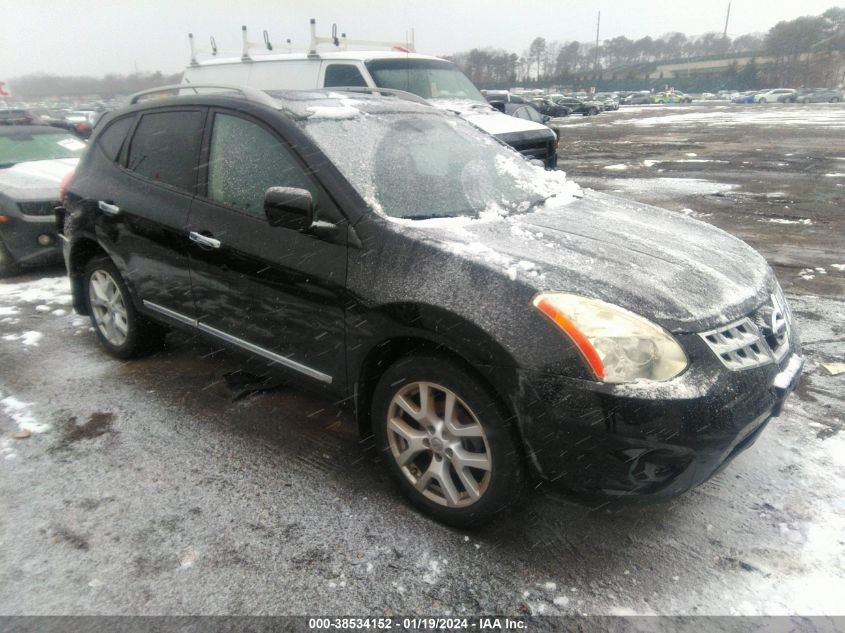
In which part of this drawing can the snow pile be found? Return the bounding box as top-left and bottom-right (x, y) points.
(768, 218), (812, 225)
(0, 395), (49, 434)
(306, 105), (361, 120)
(2, 331), (43, 346)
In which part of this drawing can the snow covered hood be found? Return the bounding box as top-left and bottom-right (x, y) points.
(402, 189), (773, 333)
(428, 99), (555, 139)
(0, 158), (78, 202)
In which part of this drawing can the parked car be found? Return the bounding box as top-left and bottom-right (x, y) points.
(593, 93), (620, 110)
(0, 109), (37, 126)
(483, 92), (532, 107)
(30, 108), (97, 140)
(754, 89), (797, 103)
(732, 91), (759, 104)
(652, 91), (693, 104)
(184, 46), (558, 169)
(487, 100), (560, 143)
(553, 96), (602, 116)
(61, 87), (803, 526)
(0, 125), (85, 275)
(797, 88), (843, 103)
(528, 98), (572, 118)
(509, 104), (560, 141)
(621, 92), (653, 105)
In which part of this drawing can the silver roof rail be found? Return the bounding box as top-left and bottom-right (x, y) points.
(128, 84), (278, 107)
(329, 87), (431, 106)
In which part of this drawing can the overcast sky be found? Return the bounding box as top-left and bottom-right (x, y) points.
(1, 0), (841, 78)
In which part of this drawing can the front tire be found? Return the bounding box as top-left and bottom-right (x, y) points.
(84, 256), (165, 359)
(372, 353), (526, 527)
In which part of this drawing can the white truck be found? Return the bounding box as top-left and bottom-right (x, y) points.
(182, 21), (558, 168)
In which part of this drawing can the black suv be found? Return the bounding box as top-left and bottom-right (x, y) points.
(61, 87), (803, 526)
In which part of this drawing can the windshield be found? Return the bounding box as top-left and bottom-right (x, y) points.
(0, 129), (85, 166)
(300, 110), (568, 220)
(365, 59), (486, 102)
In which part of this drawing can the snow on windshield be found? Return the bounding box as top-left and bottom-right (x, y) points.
(300, 111), (580, 221)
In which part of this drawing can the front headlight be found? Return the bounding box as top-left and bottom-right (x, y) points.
(533, 292), (688, 383)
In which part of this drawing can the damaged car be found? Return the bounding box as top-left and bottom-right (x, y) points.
(61, 87), (803, 526)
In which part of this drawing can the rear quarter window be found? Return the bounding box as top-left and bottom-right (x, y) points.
(96, 116), (135, 161)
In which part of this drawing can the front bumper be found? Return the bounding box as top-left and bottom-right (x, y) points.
(513, 347), (803, 501)
(0, 214), (62, 267)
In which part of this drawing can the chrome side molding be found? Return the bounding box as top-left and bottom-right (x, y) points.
(141, 300), (332, 384)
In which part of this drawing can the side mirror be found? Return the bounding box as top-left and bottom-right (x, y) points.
(264, 187), (312, 231)
(542, 114), (552, 123)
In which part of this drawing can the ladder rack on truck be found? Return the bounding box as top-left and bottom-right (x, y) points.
(188, 19), (415, 66)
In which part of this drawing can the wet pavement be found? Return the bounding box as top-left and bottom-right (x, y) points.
(1, 102), (844, 616)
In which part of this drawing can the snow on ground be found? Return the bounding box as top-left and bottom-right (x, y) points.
(589, 177), (739, 199)
(768, 218), (813, 225)
(622, 107), (845, 129)
(2, 331), (43, 346)
(0, 275), (89, 339)
(0, 275), (71, 306)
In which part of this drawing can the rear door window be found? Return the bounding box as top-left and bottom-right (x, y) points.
(323, 64), (368, 87)
(126, 110), (204, 191)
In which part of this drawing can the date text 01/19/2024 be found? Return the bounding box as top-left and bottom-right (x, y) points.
(307, 617), (528, 630)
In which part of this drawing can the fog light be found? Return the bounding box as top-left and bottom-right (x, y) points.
(37, 234), (53, 246)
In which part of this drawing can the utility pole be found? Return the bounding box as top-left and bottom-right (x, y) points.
(723, 2), (731, 38)
(594, 10), (601, 76)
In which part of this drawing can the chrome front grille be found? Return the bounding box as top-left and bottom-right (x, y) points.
(700, 291), (792, 371)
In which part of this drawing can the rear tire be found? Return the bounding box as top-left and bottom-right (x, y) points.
(84, 256), (166, 359)
(372, 353), (526, 528)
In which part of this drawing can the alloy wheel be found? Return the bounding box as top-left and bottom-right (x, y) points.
(386, 381), (492, 508)
(89, 269), (129, 347)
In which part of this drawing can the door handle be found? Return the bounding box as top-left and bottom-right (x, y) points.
(98, 200), (121, 215)
(189, 231), (221, 249)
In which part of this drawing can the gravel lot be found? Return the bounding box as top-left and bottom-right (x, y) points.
(1, 103), (844, 616)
